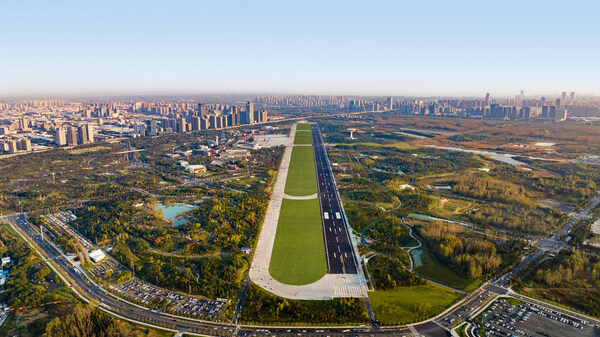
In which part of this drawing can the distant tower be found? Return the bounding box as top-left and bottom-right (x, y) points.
(484, 93), (491, 106)
(66, 126), (78, 145)
(246, 101), (254, 124)
(55, 128), (66, 146)
(570, 91), (576, 102)
(86, 124), (94, 143)
(198, 103), (207, 118)
(561, 91), (567, 102)
(520, 90), (524, 99)
(387, 97), (394, 110)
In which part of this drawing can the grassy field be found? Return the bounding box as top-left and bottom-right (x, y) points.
(296, 123), (311, 131)
(284, 146), (317, 196)
(333, 142), (381, 147)
(369, 282), (462, 325)
(270, 198), (327, 285)
(440, 199), (471, 212)
(416, 246), (476, 290)
(383, 142), (416, 150)
(293, 130), (313, 145)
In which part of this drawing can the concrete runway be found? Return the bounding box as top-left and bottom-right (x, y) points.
(249, 123), (367, 300)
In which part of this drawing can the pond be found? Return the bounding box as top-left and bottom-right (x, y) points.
(155, 203), (194, 227)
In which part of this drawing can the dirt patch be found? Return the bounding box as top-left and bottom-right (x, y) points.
(537, 199), (575, 214)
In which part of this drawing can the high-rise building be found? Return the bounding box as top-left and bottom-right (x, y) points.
(570, 91), (576, 102)
(175, 118), (186, 133)
(561, 92), (567, 103)
(191, 116), (201, 131)
(78, 125), (89, 144)
(67, 126), (78, 146)
(86, 124), (94, 143)
(246, 101), (254, 124)
(198, 103), (207, 118)
(19, 118), (29, 131)
(146, 120), (158, 136)
(387, 97), (394, 110)
(55, 128), (66, 146)
(484, 93), (491, 106)
(259, 110), (268, 123)
(19, 139), (32, 152)
(555, 109), (567, 122)
(8, 140), (18, 154)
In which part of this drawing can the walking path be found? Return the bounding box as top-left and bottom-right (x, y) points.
(282, 193), (318, 200)
(249, 123), (366, 300)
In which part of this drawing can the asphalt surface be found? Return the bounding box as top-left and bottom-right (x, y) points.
(4, 213), (239, 336)
(311, 124), (358, 275)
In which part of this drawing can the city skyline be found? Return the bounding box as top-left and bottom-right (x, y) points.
(1, 0), (600, 97)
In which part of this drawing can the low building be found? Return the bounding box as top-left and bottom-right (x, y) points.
(240, 247), (252, 254)
(185, 164), (207, 173)
(0, 270), (8, 286)
(88, 249), (106, 263)
(177, 160), (190, 167)
(1, 257), (11, 267)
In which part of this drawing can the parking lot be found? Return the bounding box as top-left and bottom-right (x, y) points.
(108, 278), (229, 319)
(89, 258), (124, 281)
(42, 211), (93, 249)
(476, 299), (599, 337)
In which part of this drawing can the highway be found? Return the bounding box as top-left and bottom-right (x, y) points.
(2, 213), (239, 336)
(311, 124), (359, 275)
(2, 212), (411, 336)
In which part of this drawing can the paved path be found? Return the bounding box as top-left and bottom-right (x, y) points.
(249, 123), (366, 300)
(282, 192), (318, 200)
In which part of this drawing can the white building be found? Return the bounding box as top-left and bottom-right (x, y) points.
(185, 164), (207, 173)
(1, 257), (11, 267)
(88, 249), (106, 263)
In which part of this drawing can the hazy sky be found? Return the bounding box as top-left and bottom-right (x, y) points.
(1, 0), (599, 97)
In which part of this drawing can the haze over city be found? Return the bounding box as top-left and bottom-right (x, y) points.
(1, 0), (599, 97)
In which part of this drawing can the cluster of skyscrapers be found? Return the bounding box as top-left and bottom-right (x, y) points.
(134, 102), (268, 137)
(385, 91), (598, 121)
(55, 124), (95, 146)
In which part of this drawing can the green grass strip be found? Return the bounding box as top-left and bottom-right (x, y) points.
(270, 198), (327, 285)
(284, 146), (317, 196)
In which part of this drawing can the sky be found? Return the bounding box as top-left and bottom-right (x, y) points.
(1, 0), (599, 97)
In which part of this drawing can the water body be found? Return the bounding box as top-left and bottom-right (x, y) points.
(423, 145), (528, 165)
(155, 203), (194, 227)
(410, 249), (424, 267)
(396, 131), (428, 139)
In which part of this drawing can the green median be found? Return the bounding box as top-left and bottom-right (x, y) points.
(270, 198), (327, 285)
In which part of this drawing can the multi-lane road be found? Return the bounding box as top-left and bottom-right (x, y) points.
(311, 124), (359, 275)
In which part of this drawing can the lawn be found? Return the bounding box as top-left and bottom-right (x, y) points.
(296, 123), (311, 131)
(270, 198), (327, 285)
(368, 282), (462, 325)
(284, 146), (317, 196)
(416, 246), (476, 290)
(383, 142), (416, 150)
(440, 199), (471, 212)
(293, 130), (313, 145)
(333, 142), (381, 147)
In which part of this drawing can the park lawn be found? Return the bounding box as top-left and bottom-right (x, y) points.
(369, 282), (462, 325)
(270, 198), (327, 285)
(416, 246), (476, 291)
(441, 199), (471, 212)
(284, 146), (317, 196)
(341, 142), (381, 147)
(293, 130), (313, 145)
(383, 142), (416, 150)
(296, 123), (311, 131)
